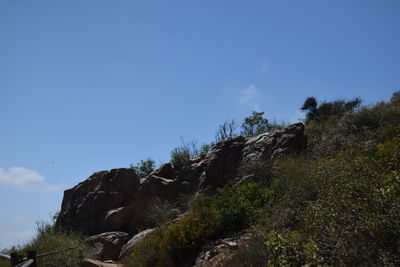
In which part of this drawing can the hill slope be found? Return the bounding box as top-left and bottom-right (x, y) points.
(3, 94), (400, 267)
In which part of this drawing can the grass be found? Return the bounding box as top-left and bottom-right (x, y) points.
(1, 220), (91, 267)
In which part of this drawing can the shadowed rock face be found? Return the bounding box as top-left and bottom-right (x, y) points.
(56, 123), (307, 236)
(55, 168), (140, 235)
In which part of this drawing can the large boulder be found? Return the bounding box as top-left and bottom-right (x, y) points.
(56, 168), (140, 235)
(202, 136), (245, 186)
(241, 123), (307, 163)
(98, 207), (132, 233)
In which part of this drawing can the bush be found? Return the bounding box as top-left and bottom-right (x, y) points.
(265, 230), (322, 267)
(145, 198), (181, 228)
(243, 137), (400, 266)
(300, 138), (400, 265)
(301, 97), (361, 122)
(304, 100), (400, 158)
(5, 219), (90, 267)
(124, 181), (273, 266)
(170, 147), (191, 170)
(170, 138), (213, 169)
(130, 158), (155, 178)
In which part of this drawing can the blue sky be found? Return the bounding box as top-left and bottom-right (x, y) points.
(1, 0), (399, 248)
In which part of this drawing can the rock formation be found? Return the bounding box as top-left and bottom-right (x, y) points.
(56, 123), (307, 260)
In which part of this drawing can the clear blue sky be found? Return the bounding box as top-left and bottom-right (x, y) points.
(1, 0), (399, 248)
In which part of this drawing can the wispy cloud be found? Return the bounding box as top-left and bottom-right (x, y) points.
(0, 167), (64, 192)
(260, 64), (268, 73)
(238, 85), (263, 111)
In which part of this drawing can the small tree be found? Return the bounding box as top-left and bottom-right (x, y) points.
(241, 111), (269, 137)
(130, 158), (155, 178)
(301, 97), (361, 122)
(301, 97), (318, 121)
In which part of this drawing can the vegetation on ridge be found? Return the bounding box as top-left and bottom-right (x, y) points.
(125, 92), (400, 266)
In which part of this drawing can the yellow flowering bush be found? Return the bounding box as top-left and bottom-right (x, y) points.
(124, 181), (273, 266)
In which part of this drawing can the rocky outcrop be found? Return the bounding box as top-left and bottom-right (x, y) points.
(202, 135), (246, 187)
(150, 163), (175, 180)
(241, 122), (307, 163)
(56, 168), (140, 235)
(175, 123), (306, 190)
(194, 232), (251, 267)
(56, 123), (307, 237)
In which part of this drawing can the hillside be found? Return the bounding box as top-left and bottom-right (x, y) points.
(2, 93), (400, 266)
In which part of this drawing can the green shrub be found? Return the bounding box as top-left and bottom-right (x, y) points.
(305, 100), (400, 158)
(255, 137), (400, 266)
(301, 138), (400, 265)
(196, 182), (273, 231)
(130, 158), (155, 178)
(265, 230), (322, 267)
(125, 204), (221, 266)
(170, 139), (209, 169)
(170, 147), (191, 169)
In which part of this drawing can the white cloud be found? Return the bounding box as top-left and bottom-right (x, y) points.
(0, 167), (64, 192)
(239, 85), (263, 111)
(0, 167), (43, 186)
(239, 85), (260, 104)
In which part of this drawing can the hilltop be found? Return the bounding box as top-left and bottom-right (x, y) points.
(3, 93), (400, 266)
